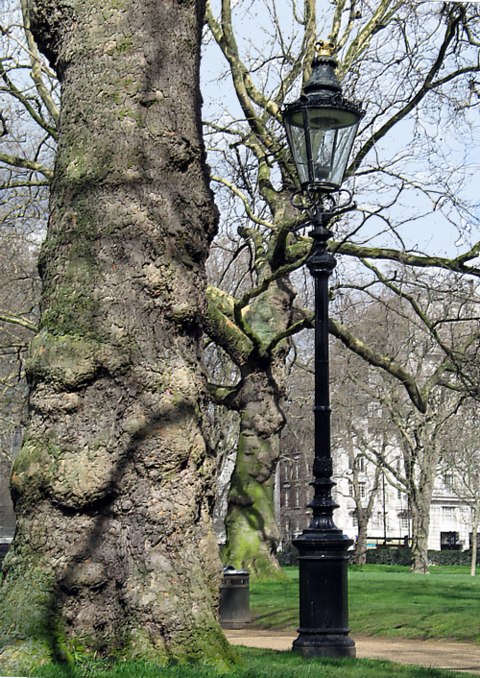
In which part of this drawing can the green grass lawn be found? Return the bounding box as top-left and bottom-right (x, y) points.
(250, 565), (480, 643)
(27, 565), (480, 677)
(33, 647), (478, 678)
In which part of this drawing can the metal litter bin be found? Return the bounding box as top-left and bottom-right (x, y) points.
(0, 539), (11, 567)
(219, 566), (250, 629)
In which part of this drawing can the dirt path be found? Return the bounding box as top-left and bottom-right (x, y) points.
(225, 629), (480, 675)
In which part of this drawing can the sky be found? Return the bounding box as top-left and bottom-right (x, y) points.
(201, 0), (480, 262)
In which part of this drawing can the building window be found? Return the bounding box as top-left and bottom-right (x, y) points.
(295, 486), (301, 508)
(443, 475), (454, 491)
(441, 531), (460, 551)
(399, 513), (409, 530)
(350, 456), (365, 472)
(284, 488), (290, 509)
(351, 512), (358, 527)
(349, 482), (366, 499)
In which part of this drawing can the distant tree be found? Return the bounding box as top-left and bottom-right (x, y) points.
(441, 398), (480, 576)
(329, 272), (479, 572)
(0, 228), (38, 535)
(331, 356), (385, 566)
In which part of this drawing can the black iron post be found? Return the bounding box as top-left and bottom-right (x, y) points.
(292, 207), (355, 658)
(282, 39), (364, 659)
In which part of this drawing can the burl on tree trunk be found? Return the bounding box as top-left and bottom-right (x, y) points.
(0, 0), (233, 673)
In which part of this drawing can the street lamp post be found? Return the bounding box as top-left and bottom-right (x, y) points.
(282, 40), (364, 658)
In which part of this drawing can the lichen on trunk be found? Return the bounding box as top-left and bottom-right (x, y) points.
(222, 420), (281, 579)
(206, 242), (295, 580)
(221, 366), (286, 580)
(0, 0), (233, 673)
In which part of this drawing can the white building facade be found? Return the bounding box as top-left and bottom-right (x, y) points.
(278, 449), (478, 553)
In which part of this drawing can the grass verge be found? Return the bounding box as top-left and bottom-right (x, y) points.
(32, 646), (478, 678)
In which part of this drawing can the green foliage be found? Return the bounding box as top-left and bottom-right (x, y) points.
(249, 566), (480, 643)
(428, 551), (479, 567)
(31, 647), (476, 678)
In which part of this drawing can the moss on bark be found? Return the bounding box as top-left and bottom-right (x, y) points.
(222, 435), (285, 580)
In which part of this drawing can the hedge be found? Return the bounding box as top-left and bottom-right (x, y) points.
(278, 544), (479, 567)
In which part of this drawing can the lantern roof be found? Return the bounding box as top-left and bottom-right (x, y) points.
(282, 41), (365, 194)
(284, 43), (363, 119)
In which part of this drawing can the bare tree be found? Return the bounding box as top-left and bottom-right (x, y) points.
(329, 272), (479, 572)
(202, 0), (480, 574)
(441, 397), (480, 576)
(331, 356), (385, 565)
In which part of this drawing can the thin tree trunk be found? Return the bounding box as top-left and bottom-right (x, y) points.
(470, 507), (479, 577)
(0, 0), (232, 673)
(355, 516), (368, 565)
(410, 481), (433, 574)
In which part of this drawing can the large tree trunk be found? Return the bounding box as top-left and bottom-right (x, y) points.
(222, 366), (285, 579)
(0, 1), (232, 673)
(206, 277), (294, 579)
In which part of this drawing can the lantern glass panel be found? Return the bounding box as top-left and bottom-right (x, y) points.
(284, 110), (310, 186)
(285, 106), (360, 190)
(307, 107), (360, 188)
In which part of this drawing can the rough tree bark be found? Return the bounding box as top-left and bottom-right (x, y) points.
(409, 464), (436, 574)
(0, 0), (232, 673)
(221, 365), (285, 578)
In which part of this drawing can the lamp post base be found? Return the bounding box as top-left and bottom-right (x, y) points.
(292, 529), (355, 658)
(293, 632), (356, 658)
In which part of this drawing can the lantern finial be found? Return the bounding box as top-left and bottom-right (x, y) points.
(315, 40), (336, 58)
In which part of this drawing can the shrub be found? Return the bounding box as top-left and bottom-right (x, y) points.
(365, 547), (412, 566)
(428, 550), (479, 566)
(277, 544), (299, 566)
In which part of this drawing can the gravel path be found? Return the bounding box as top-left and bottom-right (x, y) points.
(225, 629), (480, 675)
